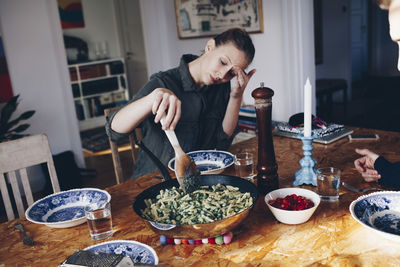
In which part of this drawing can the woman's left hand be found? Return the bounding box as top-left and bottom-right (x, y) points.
(230, 66), (256, 99)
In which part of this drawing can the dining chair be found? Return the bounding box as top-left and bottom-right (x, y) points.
(104, 107), (142, 184)
(0, 133), (60, 221)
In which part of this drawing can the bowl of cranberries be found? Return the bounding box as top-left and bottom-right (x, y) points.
(265, 188), (320, 224)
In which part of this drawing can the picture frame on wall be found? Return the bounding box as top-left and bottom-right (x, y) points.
(175, 0), (263, 39)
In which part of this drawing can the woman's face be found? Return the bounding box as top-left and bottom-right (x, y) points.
(200, 41), (249, 86)
(389, 0), (400, 70)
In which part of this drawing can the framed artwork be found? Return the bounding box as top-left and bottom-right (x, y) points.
(58, 0), (85, 29)
(175, 0), (263, 39)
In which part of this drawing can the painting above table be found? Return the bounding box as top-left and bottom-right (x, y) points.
(175, 0), (263, 39)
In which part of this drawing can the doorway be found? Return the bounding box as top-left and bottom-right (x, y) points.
(114, 0), (149, 98)
(59, 0), (149, 186)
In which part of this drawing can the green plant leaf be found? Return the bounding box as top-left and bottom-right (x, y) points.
(9, 133), (28, 141)
(0, 94), (35, 142)
(9, 123), (30, 133)
(0, 95), (19, 126)
(19, 110), (35, 120)
(2, 110), (36, 133)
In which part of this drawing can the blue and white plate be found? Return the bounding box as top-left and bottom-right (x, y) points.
(350, 191), (400, 242)
(84, 240), (158, 265)
(168, 150), (235, 175)
(25, 188), (111, 228)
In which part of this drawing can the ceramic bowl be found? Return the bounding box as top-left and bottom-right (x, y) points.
(168, 150), (235, 175)
(350, 191), (400, 242)
(25, 188), (111, 228)
(84, 240), (158, 265)
(265, 187), (320, 225)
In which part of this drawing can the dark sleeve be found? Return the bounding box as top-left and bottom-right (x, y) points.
(374, 156), (400, 188)
(105, 73), (165, 142)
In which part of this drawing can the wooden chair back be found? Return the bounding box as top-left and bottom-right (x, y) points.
(104, 107), (142, 184)
(0, 133), (60, 221)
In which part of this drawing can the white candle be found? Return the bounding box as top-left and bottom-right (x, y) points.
(304, 77), (312, 137)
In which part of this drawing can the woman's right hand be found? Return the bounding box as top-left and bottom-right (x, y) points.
(354, 148), (381, 182)
(150, 88), (181, 130)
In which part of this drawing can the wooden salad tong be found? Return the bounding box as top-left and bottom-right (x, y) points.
(160, 115), (200, 193)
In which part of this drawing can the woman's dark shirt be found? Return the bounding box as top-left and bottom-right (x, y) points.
(375, 156), (400, 188)
(105, 54), (237, 178)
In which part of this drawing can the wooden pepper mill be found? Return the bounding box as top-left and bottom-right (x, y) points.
(252, 82), (279, 195)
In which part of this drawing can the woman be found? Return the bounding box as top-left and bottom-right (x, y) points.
(354, 0), (400, 188)
(106, 28), (256, 178)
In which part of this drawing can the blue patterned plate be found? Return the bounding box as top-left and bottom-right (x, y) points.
(168, 150), (235, 175)
(350, 191), (400, 242)
(25, 188), (111, 228)
(84, 240), (158, 265)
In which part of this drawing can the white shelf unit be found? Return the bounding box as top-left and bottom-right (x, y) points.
(69, 58), (129, 131)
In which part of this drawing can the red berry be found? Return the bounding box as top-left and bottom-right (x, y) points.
(270, 194), (314, 211)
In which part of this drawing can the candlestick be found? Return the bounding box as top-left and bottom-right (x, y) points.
(252, 82), (279, 195)
(304, 78), (312, 137)
(293, 133), (317, 186)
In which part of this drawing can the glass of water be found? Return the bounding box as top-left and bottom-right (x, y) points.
(234, 152), (255, 180)
(317, 167), (341, 201)
(85, 202), (113, 240)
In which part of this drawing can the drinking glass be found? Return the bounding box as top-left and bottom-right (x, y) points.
(234, 152), (255, 180)
(85, 202), (113, 240)
(317, 167), (341, 201)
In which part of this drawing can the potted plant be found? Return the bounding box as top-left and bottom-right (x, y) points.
(0, 94), (35, 142)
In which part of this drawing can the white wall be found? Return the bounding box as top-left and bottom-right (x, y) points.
(63, 0), (121, 60)
(0, 1), (84, 169)
(139, 0), (316, 122)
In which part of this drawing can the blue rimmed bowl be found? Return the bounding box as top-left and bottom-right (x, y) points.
(25, 188), (111, 228)
(84, 240), (158, 265)
(168, 150), (235, 175)
(350, 191), (400, 242)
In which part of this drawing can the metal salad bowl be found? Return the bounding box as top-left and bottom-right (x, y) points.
(132, 140), (259, 240)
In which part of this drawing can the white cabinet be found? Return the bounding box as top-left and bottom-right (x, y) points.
(69, 58), (129, 131)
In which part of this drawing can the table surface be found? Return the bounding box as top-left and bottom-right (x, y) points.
(2, 126), (400, 266)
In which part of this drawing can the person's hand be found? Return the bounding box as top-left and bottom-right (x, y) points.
(230, 66), (256, 99)
(150, 88), (181, 130)
(354, 148), (381, 182)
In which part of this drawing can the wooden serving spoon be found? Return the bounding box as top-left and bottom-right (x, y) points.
(161, 115), (200, 193)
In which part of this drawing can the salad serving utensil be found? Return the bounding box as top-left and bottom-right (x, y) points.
(342, 182), (384, 193)
(160, 115), (200, 193)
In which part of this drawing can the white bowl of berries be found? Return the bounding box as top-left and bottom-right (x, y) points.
(265, 187), (320, 225)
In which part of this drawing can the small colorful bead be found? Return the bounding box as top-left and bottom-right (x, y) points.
(208, 237), (216, 244)
(166, 237), (174, 244)
(160, 235), (167, 245)
(215, 235), (224, 245)
(188, 240), (195, 244)
(194, 240), (202, 244)
(181, 239), (188, 244)
(202, 238), (209, 244)
(223, 233), (232, 244)
(174, 239), (181, 245)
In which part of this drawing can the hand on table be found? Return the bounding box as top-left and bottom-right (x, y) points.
(354, 148), (381, 182)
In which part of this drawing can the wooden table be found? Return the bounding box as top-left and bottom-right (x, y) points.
(2, 127), (400, 266)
